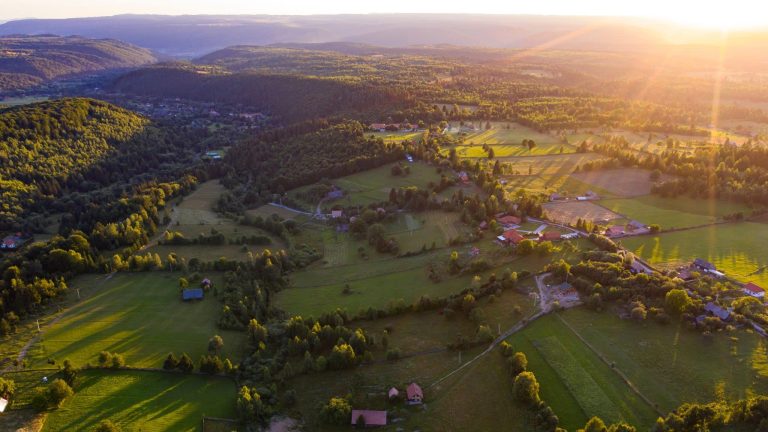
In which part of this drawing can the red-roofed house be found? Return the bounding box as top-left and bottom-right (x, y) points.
(351, 410), (387, 427)
(369, 123), (387, 132)
(744, 283), (766, 298)
(539, 231), (561, 242)
(498, 230), (525, 245)
(406, 383), (423, 405)
(496, 215), (521, 226)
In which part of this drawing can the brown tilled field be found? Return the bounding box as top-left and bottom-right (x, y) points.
(543, 201), (621, 224)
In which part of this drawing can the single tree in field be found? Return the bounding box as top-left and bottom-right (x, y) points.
(178, 277), (189, 290)
(208, 335), (224, 354)
(581, 416), (608, 432)
(527, 139), (536, 152)
(47, 378), (73, 408)
(665, 289), (691, 315)
(163, 352), (179, 370)
(177, 353), (194, 373)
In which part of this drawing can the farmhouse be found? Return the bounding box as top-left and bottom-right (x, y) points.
(1, 233), (31, 250)
(182, 288), (204, 301)
(457, 171), (470, 184)
(201, 278), (212, 289)
(388, 387), (399, 399)
(369, 123), (387, 132)
(744, 283), (766, 298)
(704, 302), (731, 321)
(693, 258), (716, 272)
(331, 210), (344, 219)
(406, 383), (424, 404)
(539, 231), (561, 242)
(625, 220), (650, 235)
(496, 215), (521, 226)
(549, 193), (565, 201)
(351, 410), (387, 427)
(605, 225), (625, 237)
(498, 229), (525, 245)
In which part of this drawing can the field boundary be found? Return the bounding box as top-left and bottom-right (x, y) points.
(554, 312), (664, 417)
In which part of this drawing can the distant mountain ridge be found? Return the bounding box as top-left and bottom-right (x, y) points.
(0, 35), (157, 92)
(0, 14), (676, 57)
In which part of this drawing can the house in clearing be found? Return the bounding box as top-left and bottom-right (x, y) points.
(605, 225), (625, 237)
(704, 302), (731, 321)
(1, 233), (32, 251)
(331, 210), (344, 219)
(182, 288), (204, 301)
(744, 282), (766, 298)
(351, 410), (387, 427)
(369, 123), (387, 132)
(693, 258), (716, 272)
(498, 229), (525, 245)
(539, 231), (561, 242)
(388, 387), (399, 400)
(406, 383), (424, 405)
(496, 215), (521, 227)
(457, 171), (470, 184)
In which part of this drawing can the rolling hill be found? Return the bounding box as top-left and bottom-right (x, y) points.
(0, 35), (157, 92)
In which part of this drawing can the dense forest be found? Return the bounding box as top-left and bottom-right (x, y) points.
(0, 98), (212, 231)
(0, 35), (156, 92)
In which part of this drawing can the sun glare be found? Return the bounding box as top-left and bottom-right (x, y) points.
(651, 2), (767, 30)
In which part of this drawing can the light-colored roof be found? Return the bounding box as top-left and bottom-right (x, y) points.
(351, 410), (387, 426)
(0, 397), (7, 413)
(407, 383), (423, 399)
(388, 387), (399, 397)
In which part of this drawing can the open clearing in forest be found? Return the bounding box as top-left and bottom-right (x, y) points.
(543, 201), (621, 224)
(288, 162), (443, 211)
(621, 222), (768, 286)
(571, 168), (664, 197)
(27, 272), (245, 369)
(40, 370), (235, 432)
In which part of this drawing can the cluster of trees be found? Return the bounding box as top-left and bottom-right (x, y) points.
(161, 229), (271, 247)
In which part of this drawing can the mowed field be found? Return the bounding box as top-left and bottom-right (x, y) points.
(41, 370), (236, 432)
(571, 168), (664, 197)
(27, 272), (245, 368)
(543, 201), (621, 224)
(560, 308), (768, 416)
(446, 122), (574, 158)
(289, 162), (443, 210)
(621, 222), (768, 286)
(599, 195), (749, 229)
(499, 152), (612, 195)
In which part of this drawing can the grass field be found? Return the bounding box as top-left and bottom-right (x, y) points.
(543, 201), (621, 224)
(368, 130), (427, 143)
(571, 168), (665, 197)
(499, 153), (613, 195)
(620, 222), (768, 286)
(41, 370), (236, 432)
(599, 196), (749, 229)
(560, 308), (768, 414)
(278, 239), (587, 317)
(506, 313), (662, 430)
(289, 162), (443, 211)
(246, 204), (300, 220)
(27, 272), (245, 369)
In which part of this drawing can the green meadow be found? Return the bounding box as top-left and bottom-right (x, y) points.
(600, 195), (749, 229)
(41, 370), (236, 432)
(27, 272), (245, 368)
(621, 222), (768, 286)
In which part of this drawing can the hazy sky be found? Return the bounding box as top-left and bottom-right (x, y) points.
(3, 0), (767, 29)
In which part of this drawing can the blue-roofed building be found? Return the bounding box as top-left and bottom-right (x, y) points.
(182, 288), (204, 301)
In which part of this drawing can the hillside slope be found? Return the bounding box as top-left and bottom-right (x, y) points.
(110, 64), (412, 123)
(0, 35), (156, 91)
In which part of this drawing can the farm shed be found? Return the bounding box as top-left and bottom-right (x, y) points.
(351, 410), (387, 427)
(496, 215), (521, 226)
(406, 383), (424, 404)
(182, 288), (204, 301)
(744, 283), (766, 298)
(388, 387), (399, 399)
(693, 258), (716, 271)
(704, 302), (731, 321)
(498, 230), (525, 245)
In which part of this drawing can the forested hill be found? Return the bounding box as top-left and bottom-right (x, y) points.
(0, 35), (157, 91)
(0, 98), (204, 231)
(110, 64), (412, 123)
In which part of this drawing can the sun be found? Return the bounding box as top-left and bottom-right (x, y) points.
(653, 1), (767, 31)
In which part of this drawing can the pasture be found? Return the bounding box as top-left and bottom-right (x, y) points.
(246, 204), (300, 220)
(599, 195), (749, 229)
(277, 239), (587, 317)
(571, 168), (663, 197)
(506, 313), (661, 430)
(288, 162), (443, 211)
(368, 130), (426, 144)
(41, 370), (236, 432)
(560, 308), (768, 414)
(543, 201), (621, 224)
(27, 272), (245, 368)
(620, 222), (768, 286)
(499, 152), (612, 195)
